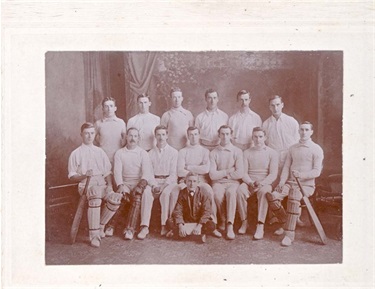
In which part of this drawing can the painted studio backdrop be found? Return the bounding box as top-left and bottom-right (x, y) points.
(45, 51), (342, 187)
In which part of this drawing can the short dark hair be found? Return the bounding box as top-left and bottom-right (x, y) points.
(102, 97), (116, 106)
(127, 127), (139, 135)
(80, 122), (95, 133)
(301, 121), (313, 130)
(205, 88), (218, 98)
(154, 125), (168, 135)
(137, 93), (151, 101)
(187, 126), (200, 134)
(252, 127), (266, 135)
(237, 90), (251, 101)
(218, 125), (233, 135)
(170, 87), (182, 97)
(268, 95), (283, 103)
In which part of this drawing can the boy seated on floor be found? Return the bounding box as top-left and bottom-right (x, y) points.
(166, 172), (216, 243)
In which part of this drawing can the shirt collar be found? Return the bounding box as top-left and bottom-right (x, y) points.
(271, 113), (286, 122)
(297, 139), (313, 147)
(218, 143), (236, 152)
(102, 116), (119, 122)
(205, 108), (220, 115)
(125, 145), (141, 152)
(156, 143), (170, 152)
(252, 144), (267, 151)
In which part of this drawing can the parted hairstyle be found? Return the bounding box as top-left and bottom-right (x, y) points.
(218, 125), (233, 134)
(205, 88), (218, 98)
(268, 95), (283, 103)
(301, 121), (314, 130)
(154, 125), (168, 135)
(187, 126), (200, 134)
(252, 127), (266, 135)
(170, 87), (182, 96)
(237, 90), (251, 101)
(80, 122), (95, 133)
(137, 93), (151, 101)
(126, 127), (139, 135)
(101, 97), (116, 106)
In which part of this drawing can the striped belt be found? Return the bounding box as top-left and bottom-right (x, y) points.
(155, 175), (169, 179)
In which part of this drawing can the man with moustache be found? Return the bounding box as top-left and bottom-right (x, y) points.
(147, 125), (178, 236)
(106, 127), (154, 240)
(195, 88), (228, 151)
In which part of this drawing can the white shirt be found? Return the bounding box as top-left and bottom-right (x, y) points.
(161, 106), (194, 150)
(177, 144), (210, 183)
(94, 116), (126, 163)
(68, 143), (112, 187)
(113, 146), (154, 185)
(148, 144), (178, 186)
(127, 113), (160, 151)
(228, 109), (262, 149)
(195, 108), (228, 146)
(262, 113), (299, 153)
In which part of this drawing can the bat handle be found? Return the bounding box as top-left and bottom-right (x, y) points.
(83, 175), (92, 195)
(294, 176), (306, 197)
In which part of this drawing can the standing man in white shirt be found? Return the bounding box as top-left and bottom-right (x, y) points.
(94, 97), (127, 165)
(262, 95), (299, 171)
(127, 93), (160, 151)
(148, 125), (179, 236)
(161, 87), (194, 150)
(229, 90), (262, 150)
(209, 125), (244, 240)
(195, 88), (229, 151)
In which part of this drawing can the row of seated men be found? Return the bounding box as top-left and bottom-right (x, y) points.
(67, 88), (324, 248)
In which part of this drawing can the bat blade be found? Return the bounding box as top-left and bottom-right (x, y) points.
(302, 195), (327, 245)
(70, 176), (91, 245)
(70, 194), (87, 244)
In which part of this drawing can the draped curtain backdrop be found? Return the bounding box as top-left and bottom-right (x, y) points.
(124, 52), (157, 118)
(83, 52), (111, 122)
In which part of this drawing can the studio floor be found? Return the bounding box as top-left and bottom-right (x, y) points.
(45, 208), (342, 265)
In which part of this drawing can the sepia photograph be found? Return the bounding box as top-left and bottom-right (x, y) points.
(2, 1), (373, 288)
(45, 51), (343, 265)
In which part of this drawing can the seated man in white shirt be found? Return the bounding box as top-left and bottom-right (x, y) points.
(209, 125), (244, 240)
(229, 90), (262, 150)
(109, 127), (154, 240)
(127, 93), (160, 151)
(68, 122), (122, 248)
(161, 87), (194, 150)
(236, 127), (278, 240)
(267, 121), (324, 247)
(148, 125), (179, 236)
(172, 126), (222, 238)
(195, 88), (228, 151)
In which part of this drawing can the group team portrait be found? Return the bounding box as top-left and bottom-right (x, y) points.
(45, 51), (343, 265)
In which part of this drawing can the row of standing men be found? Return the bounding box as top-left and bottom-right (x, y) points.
(68, 88), (324, 248)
